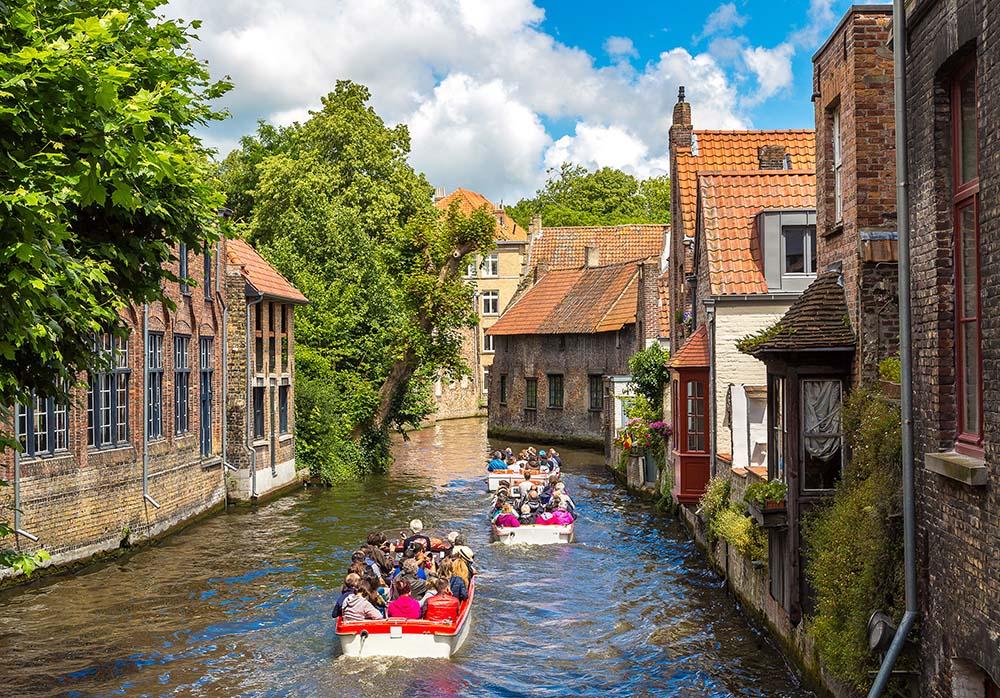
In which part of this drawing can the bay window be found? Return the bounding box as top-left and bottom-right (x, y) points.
(801, 379), (843, 491)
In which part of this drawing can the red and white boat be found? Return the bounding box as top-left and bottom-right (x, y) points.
(335, 581), (475, 658)
(491, 522), (574, 545)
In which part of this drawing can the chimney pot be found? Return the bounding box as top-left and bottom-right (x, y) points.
(529, 213), (542, 236)
(585, 246), (600, 268)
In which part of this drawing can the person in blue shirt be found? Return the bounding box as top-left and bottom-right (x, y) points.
(486, 450), (508, 471)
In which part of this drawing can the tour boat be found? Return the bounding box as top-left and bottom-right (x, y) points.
(491, 522), (574, 545)
(486, 470), (550, 492)
(335, 580), (475, 659)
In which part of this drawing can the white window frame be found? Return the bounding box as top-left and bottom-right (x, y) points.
(481, 253), (499, 278)
(481, 290), (499, 316)
(483, 331), (495, 353)
(832, 107), (843, 222)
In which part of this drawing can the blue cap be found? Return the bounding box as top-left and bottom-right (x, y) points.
(538, 449), (547, 457)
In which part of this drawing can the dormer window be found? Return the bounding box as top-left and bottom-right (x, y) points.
(782, 225), (817, 274)
(758, 210), (818, 292)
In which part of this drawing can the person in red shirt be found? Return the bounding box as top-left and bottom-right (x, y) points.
(422, 578), (460, 623)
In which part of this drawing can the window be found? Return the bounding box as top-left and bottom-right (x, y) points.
(482, 368), (490, 395)
(16, 391), (69, 458)
(832, 106), (843, 222)
(178, 243), (189, 294)
(481, 253), (499, 277)
(281, 304), (290, 372)
(769, 375), (786, 481)
(254, 303), (263, 331)
(199, 338), (213, 456)
(252, 386), (265, 439)
(278, 384), (289, 433)
(672, 379), (679, 440)
(89, 334), (130, 448)
(547, 374), (563, 409)
(481, 290), (499, 316)
(203, 245), (213, 300)
(268, 336), (276, 372)
(466, 259), (476, 278)
(255, 336), (264, 372)
(952, 59), (981, 453)
(589, 375), (604, 412)
(499, 374), (508, 405)
(686, 380), (706, 452)
(147, 333), (164, 439)
(174, 335), (190, 435)
(801, 379), (843, 490)
(483, 331), (495, 353)
(782, 225), (817, 274)
(525, 377), (537, 410)
(268, 302), (275, 332)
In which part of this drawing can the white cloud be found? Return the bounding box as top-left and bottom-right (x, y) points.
(165, 0), (756, 201)
(742, 43), (795, 104)
(604, 36), (639, 60)
(696, 3), (748, 42)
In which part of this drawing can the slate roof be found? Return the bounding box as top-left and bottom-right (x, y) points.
(434, 188), (528, 242)
(698, 170), (816, 295)
(529, 224), (667, 270)
(676, 130), (815, 240)
(749, 271), (855, 355)
(226, 239), (308, 304)
(669, 325), (709, 369)
(485, 263), (640, 336)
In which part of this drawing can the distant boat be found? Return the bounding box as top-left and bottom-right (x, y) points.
(335, 580), (475, 659)
(492, 522), (574, 545)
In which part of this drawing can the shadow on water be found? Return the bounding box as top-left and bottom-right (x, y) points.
(0, 418), (812, 697)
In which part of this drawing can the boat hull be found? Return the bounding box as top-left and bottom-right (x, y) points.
(492, 523), (574, 545)
(336, 582), (475, 658)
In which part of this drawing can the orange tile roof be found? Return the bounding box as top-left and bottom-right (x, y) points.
(529, 224), (666, 269)
(658, 272), (670, 337)
(486, 263), (640, 336)
(434, 188), (528, 242)
(226, 239), (308, 304)
(669, 325), (709, 368)
(676, 130), (815, 244)
(698, 170), (816, 295)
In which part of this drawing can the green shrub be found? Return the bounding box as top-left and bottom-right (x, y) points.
(744, 479), (788, 507)
(628, 344), (670, 416)
(878, 356), (902, 383)
(698, 476), (731, 543)
(713, 506), (767, 561)
(803, 386), (905, 691)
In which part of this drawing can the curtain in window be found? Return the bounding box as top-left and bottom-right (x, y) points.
(802, 380), (841, 461)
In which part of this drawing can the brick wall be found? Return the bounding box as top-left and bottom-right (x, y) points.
(905, 0), (1000, 692)
(1, 243), (227, 578)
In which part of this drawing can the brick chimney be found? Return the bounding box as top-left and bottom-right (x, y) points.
(758, 144), (788, 170)
(529, 212), (542, 237)
(585, 246), (600, 268)
(669, 86), (693, 152)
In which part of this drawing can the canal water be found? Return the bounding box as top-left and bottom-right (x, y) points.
(0, 418), (812, 697)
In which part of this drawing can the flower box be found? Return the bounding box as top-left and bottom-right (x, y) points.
(748, 498), (787, 529)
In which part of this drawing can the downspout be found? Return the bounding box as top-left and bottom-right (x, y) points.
(705, 299), (717, 478)
(143, 303), (160, 509)
(868, 0), (918, 693)
(246, 292), (264, 499)
(218, 240), (235, 492)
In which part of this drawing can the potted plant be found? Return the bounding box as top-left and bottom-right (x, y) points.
(744, 479), (788, 528)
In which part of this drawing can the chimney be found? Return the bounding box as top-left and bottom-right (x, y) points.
(433, 186), (446, 202)
(529, 212), (542, 236)
(585, 246), (600, 268)
(758, 144), (788, 170)
(669, 86), (693, 152)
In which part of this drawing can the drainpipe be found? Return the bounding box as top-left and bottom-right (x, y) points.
(12, 449), (38, 543)
(868, 0), (918, 693)
(143, 303), (160, 509)
(705, 299), (717, 478)
(245, 293), (264, 499)
(218, 240), (235, 490)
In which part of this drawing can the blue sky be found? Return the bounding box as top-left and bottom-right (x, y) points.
(165, 0), (877, 202)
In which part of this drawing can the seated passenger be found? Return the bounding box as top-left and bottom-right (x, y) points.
(333, 573), (383, 622)
(554, 483), (576, 515)
(518, 502), (535, 525)
(362, 532), (394, 578)
(487, 450), (508, 471)
(517, 472), (535, 498)
(387, 579), (422, 619)
(395, 558), (427, 599)
(437, 558), (468, 602)
(360, 577), (387, 616)
(423, 577), (461, 623)
(550, 496), (575, 525)
(402, 519), (432, 553)
(494, 503), (521, 528)
(506, 456), (521, 473)
(451, 540), (476, 582)
(548, 448), (562, 468)
(540, 474), (560, 504)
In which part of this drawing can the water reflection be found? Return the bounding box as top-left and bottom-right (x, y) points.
(0, 418), (811, 697)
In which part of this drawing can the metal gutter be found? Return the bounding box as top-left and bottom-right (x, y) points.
(868, 0), (918, 693)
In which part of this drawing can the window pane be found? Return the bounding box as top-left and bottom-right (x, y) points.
(959, 69), (978, 183)
(959, 204), (978, 318)
(783, 227), (805, 273)
(961, 322), (980, 435)
(100, 374), (113, 444)
(34, 394), (47, 454)
(87, 379), (95, 447)
(116, 373), (129, 442)
(802, 379), (843, 490)
(809, 228), (817, 273)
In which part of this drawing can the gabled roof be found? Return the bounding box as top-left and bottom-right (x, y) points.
(226, 239), (308, 304)
(749, 271), (855, 355)
(698, 170), (816, 295)
(434, 188), (528, 242)
(676, 130), (815, 238)
(529, 224), (667, 269)
(485, 263), (640, 336)
(669, 325), (709, 369)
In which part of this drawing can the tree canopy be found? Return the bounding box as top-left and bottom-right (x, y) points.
(506, 163), (670, 229)
(0, 0), (230, 416)
(220, 82), (496, 481)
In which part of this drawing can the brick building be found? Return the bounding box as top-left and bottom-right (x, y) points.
(486, 260), (660, 445)
(431, 188), (530, 420)
(902, 0), (1000, 693)
(224, 240), (308, 501)
(2, 241), (228, 579)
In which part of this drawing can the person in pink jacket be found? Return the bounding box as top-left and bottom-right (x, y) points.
(494, 503), (521, 528)
(386, 578), (421, 619)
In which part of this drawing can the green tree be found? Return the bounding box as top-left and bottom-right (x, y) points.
(628, 343), (670, 418)
(0, 0), (230, 419)
(222, 82), (496, 481)
(507, 163), (670, 228)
